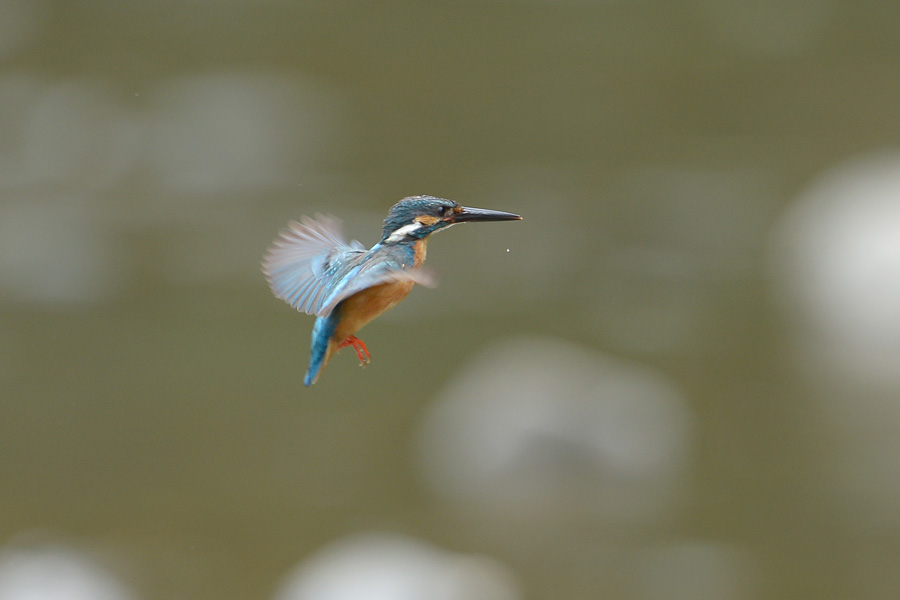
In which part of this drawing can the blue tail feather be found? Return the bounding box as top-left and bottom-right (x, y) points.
(304, 309), (340, 386)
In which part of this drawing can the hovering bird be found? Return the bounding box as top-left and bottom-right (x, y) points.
(263, 195), (522, 386)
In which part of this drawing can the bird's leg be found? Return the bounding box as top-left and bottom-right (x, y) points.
(338, 335), (371, 366)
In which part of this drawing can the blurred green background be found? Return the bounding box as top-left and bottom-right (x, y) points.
(3, 1), (900, 599)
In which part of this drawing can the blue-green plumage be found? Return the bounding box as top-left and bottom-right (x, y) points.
(304, 306), (340, 386)
(302, 242), (419, 386)
(263, 195), (521, 386)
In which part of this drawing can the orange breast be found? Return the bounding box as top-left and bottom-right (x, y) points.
(413, 238), (428, 268)
(334, 280), (415, 341)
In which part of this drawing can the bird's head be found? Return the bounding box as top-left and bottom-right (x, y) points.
(381, 195), (521, 244)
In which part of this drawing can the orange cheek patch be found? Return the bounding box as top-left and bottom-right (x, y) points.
(415, 215), (440, 226)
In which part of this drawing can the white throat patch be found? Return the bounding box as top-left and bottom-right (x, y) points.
(385, 221), (425, 243)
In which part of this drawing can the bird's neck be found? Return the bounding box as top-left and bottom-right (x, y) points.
(375, 236), (429, 268)
(412, 238), (428, 268)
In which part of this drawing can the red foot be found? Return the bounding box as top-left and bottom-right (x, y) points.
(338, 335), (371, 366)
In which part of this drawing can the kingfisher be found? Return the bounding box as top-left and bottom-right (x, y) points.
(262, 195), (522, 386)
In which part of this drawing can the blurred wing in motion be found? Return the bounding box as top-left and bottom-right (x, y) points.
(262, 215), (366, 316)
(262, 216), (434, 317)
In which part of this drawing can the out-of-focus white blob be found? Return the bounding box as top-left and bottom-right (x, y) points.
(770, 152), (900, 533)
(146, 72), (341, 195)
(0, 545), (137, 600)
(770, 152), (900, 390)
(699, 0), (836, 56)
(416, 337), (693, 526)
(0, 197), (123, 305)
(272, 532), (520, 600)
(0, 0), (46, 58)
(0, 78), (142, 189)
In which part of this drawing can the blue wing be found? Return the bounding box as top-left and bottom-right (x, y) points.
(315, 244), (436, 316)
(262, 215), (365, 316)
(262, 216), (434, 318)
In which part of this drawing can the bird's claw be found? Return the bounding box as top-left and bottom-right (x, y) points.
(338, 335), (371, 366)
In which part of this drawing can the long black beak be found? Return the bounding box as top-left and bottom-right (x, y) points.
(449, 206), (523, 223)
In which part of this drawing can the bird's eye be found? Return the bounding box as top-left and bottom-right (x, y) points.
(439, 206), (450, 216)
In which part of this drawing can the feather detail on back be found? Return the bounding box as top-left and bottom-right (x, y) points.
(262, 215), (435, 318)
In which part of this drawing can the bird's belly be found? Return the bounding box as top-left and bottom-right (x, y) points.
(334, 280), (415, 340)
